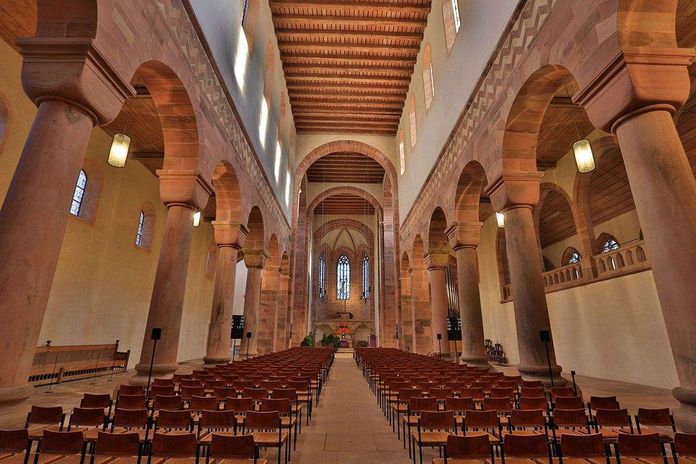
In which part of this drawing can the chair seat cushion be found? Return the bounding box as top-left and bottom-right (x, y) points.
(252, 432), (288, 446)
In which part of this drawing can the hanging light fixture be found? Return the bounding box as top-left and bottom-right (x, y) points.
(108, 133), (131, 168)
(564, 78), (595, 174)
(496, 212), (505, 228)
(192, 211), (201, 227)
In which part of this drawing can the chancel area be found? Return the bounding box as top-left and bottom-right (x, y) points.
(1, 1), (696, 463)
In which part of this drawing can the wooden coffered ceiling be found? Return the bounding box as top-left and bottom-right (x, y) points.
(307, 152), (385, 183)
(270, 0), (431, 135)
(313, 194), (376, 215)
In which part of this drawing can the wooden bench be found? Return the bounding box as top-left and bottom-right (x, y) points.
(29, 341), (130, 386)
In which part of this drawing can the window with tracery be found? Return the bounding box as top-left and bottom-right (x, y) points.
(318, 255), (327, 299)
(70, 170), (88, 216)
(361, 256), (370, 300)
(337, 255), (350, 301)
(563, 247), (582, 265)
(599, 235), (620, 253)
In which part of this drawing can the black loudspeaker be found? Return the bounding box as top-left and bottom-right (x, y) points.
(436, 333), (442, 340)
(151, 328), (162, 340)
(539, 330), (550, 343)
(246, 331), (252, 339)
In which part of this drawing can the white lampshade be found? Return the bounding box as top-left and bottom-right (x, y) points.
(192, 211), (201, 227)
(573, 139), (596, 173)
(496, 212), (505, 228)
(108, 133), (130, 168)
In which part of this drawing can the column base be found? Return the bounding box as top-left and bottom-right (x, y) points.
(673, 386), (696, 432)
(517, 363), (567, 386)
(0, 383), (34, 406)
(460, 355), (494, 371)
(203, 356), (230, 366)
(130, 362), (180, 385)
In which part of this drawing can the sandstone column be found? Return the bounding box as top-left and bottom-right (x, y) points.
(446, 222), (491, 369)
(258, 263), (280, 354)
(575, 47), (696, 430)
(488, 174), (564, 383)
(239, 250), (267, 357)
(133, 172), (209, 383)
(409, 266), (431, 354)
(400, 274), (413, 351)
(0, 39), (133, 405)
(425, 253), (450, 356)
(203, 222), (247, 365)
(275, 270), (291, 351)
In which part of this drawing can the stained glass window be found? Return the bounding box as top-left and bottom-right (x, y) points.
(337, 255), (350, 300)
(70, 170), (87, 216)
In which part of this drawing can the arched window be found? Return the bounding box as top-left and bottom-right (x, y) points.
(135, 211), (146, 246)
(422, 44), (435, 110)
(597, 233), (620, 253)
(337, 255), (350, 300)
(398, 130), (406, 176)
(361, 256), (370, 300)
(443, 0), (461, 51)
(70, 170), (88, 216)
(562, 247), (582, 265)
(408, 94), (417, 147)
(134, 202), (156, 250)
(318, 255), (327, 299)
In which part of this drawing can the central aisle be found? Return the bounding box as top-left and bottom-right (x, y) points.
(293, 353), (411, 463)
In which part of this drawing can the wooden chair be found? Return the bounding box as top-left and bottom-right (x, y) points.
(207, 433), (266, 464)
(242, 411), (288, 464)
(80, 394), (113, 418)
(588, 397), (620, 421)
(553, 397), (584, 411)
(153, 378), (174, 387)
(118, 385), (145, 397)
(434, 433), (493, 464)
(393, 388), (422, 438)
(92, 431), (142, 464)
(67, 407), (107, 441)
(271, 389), (302, 434)
(412, 410), (456, 464)
(557, 433), (609, 464)
(673, 433), (696, 463)
(190, 396), (219, 414)
(155, 409), (193, 434)
(198, 411), (236, 444)
(110, 409), (150, 442)
(25, 406), (65, 439)
(150, 385), (175, 397)
(260, 399), (296, 453)
(149, 432), (199, 464)
(463, 410), (502, 445)
(225, 398), (255, 431)
(117, 394), (147, 410)
(445, 397), (476, 433)
(33, 430), (86, 464)
(550, 409), (592, 451)
(634, 408), (676, 440)
(506, 410), (548, 437)
(0, 429), (30, 464)
(404, 398), (440, 456)
(180, 386), (206, 403)
(593, 409), (633, 441)
(615, 432), (666, 464)
(501, 433), (552, 464)
(518, 397), (549, 414)
(153, 395), (184, 411)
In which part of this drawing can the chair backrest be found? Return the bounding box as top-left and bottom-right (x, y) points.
(243, 387), (268, 400)
(409, 397), (438, 413)
(520, 387), (544, 398)
(209, 434), (256, 459)
(464, 410), (499, 430)
(429, 387), (453, 400)
(595, 408), (631, 428)
(27, 405), (63, 425)
(509, 409), (546, 429)
(491, 387), (515, 398)
(156, 409), (192, 430)
(94, 432), (141, 456)
(519, 396), (548, 411)
(150, 432), (198, 458)
(112, 408), (148, 429)
(80, 393), (112, 409)
(117, 394), (146, 409)
(552, 408), (589, 428)
(150, 385), (175, 397)
(445, 434), (490, 459)
(559, 433), (606, 457)
(636, 408), (673, 427)
(189, 395), (219, 412)
(271, 388), (297, 401)
(503, 433), (548, 458)
(617, 432), (663, 457)
(590, 396), (620, 410)
(260, 398), (291, 415)
(225, 397), (255, 413)
(444, 397), (475, 413)
(119, 385), (144, 396)
(152, 378), (174, 387)
(179, 379), (202, 388)
(419, 410), (455, 430)
(483, 396), (513, 413)
(199, 410), (236, 430)
(554, 396), (584, 410)
(521, 380), (543, 388)
(0, 429), (29, 453)
(39, 430), (84, 454)
(245, 411), (280, 431)
(462, 387), (485, 400)
(69, 407), (105, 428)
(550, 386), (575, 399)
(180, 386), (205, 399)
(674, 433), (696, 457)
(213, 386), (237, 398)
(153, 394), (183, 411)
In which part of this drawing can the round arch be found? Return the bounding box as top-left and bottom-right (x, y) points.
(212, 161), (241, 224)
(306, 186), (383, 218)
(427, 207), (450, 255)
(245, 206), (265, 251)
(455, 160), (489, 224)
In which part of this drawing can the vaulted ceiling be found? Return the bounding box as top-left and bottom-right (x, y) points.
(269, 0), (431, 134)
(307, 152), (385, 183)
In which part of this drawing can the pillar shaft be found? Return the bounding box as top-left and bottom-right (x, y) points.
(134, 204), (195, 380)
(204, 245), (240, 364)
(426, 253), (450, 355)
(0, 100), (94, 404)
(503, 206), (562, 381)
(240, 252), (266, 357)
(454, 246), (490, 368)
(275, 274), (291, 351)
(409, 267), (431, 354)
(614, 108), (696, 430)
(258, 265), (280, 355)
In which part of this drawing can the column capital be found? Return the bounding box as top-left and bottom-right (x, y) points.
(18, 38), (136, 125)
(486, 171), (543, 212)
(446, 221), (482, 250)
(157, 170), (212, 210)
(424, 252), (450, 271)
(243, 249), (269, 269)
(212, 221), (248, 249)
(574, 47), (695, 133)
